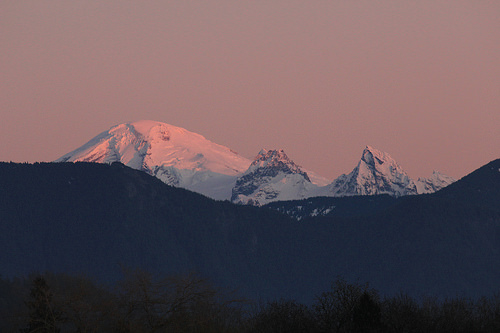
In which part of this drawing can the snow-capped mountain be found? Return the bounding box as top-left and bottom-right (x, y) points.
(231, 149), (321, 206)
(56, 120), (251, 199)
(56, 121), (454, 203)
(321, 146), (417, 197)
(319, 146), (454, 197)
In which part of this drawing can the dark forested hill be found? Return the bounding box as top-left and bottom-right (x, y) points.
(431, 158), (500, 212)
(0, 160), (499, 302)
(0, 162), (304, 301)
(264, 194), (400, 220)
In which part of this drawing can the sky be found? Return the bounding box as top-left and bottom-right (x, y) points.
(1, 1), (499, 180)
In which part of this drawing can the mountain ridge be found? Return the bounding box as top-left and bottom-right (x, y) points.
(56, 121), (455, 202)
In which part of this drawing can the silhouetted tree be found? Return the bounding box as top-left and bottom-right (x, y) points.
(476, 293), (500, 332)
(114, 269), (245, 332)
(21, 276), (61, 333)
(381, 292), (423, 333)
(45, 273), (118, 332)
(250, 299), (316, 333)
(313, 277), (377, 333)
(352, 291), (383, 332)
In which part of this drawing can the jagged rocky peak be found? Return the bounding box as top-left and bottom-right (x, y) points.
(253, 149), (290, 165)
(326, 145), (417, 197)
(325, 146), (456, 197)
(247, 149), (311, 181)
(361, 146), (410, 175)
(361, 146), (403, 171)
(231, 149), (315, 205)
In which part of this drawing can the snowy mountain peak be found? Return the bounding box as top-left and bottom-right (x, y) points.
(231, 149), (314, 205)
(322, 146), (456, 197)
(248, 149), (308, 178)
(129, 120), (209, 143)
(325, 146), (417, 197)
(57, 120), (249, 174)
(56, 120), (252, 200)
(361, 146), (405, 173)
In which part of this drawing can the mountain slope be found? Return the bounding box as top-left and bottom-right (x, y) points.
(431, 158), (500, 212)
(56, 120), (251, 199)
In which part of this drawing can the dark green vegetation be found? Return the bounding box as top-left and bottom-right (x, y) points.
(264, 194), (400, 220)
(0, 160), (499, 304)
(2, 273), (500, 332)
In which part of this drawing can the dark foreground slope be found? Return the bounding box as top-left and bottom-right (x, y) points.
(0, 160), (499, 302)
(0, 162), (304, 301)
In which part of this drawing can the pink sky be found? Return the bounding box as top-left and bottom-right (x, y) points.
(1, 1), (499, 180)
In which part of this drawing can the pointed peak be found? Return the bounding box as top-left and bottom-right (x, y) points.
(245, 149), (310, 180)
(361, 146), (396, 166)
(254, 149), (288, 162)
(362, 145), (384, 157)
(324, 145), (416, 197)
(257, 148), (269, 156)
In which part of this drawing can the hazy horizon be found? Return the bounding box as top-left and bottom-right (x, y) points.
(2, 1), (499, 180)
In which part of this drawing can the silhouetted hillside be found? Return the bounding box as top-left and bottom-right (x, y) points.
(0, 160), (499, 302)
(0, 162), (304, 301)
(432, 158), (500, 212)
(264, 194), (400, 220)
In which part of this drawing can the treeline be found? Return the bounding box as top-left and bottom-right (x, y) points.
(1, 271), (500, 333)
